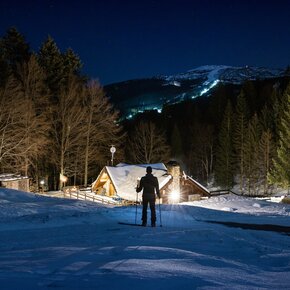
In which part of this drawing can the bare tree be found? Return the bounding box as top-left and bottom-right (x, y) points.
(82, 80), (122, 186)
(16, 55), (50, 179)
(49, 74), (86, 188)
(129, 121), (170, 164)
(47, 76), (123, 188)
(0, 76), (34, 172)
(190, 124), (214, 185)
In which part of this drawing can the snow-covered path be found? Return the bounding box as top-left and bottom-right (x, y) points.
(0, 189), (289, 289)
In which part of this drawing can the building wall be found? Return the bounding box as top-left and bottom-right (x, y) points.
(181, 178), (210, 199)
(2, 179), (29, 192)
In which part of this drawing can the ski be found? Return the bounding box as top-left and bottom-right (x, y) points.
(118, 222), (161, 227)
(118, 222), (144, 227)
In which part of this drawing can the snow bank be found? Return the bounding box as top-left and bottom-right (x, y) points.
(184, 193), (290, 218)
(0, 189), (290, 289)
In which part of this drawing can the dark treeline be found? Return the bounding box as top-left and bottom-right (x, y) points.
(0, 27), (289, 195)
(0, 27), (123, 190)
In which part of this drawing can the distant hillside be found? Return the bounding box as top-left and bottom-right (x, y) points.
(104, 65), (289, 119)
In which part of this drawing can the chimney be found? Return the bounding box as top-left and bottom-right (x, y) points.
(167, 161), (181, 195)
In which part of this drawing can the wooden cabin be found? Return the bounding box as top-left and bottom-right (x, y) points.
(92, 163), (172, 202)
(92, 162), (209, 204)
(0, 174), (30, 192)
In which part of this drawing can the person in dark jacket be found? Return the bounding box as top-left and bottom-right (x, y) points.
(136, 166), (160, 227)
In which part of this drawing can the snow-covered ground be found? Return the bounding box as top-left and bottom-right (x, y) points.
(0, 188), (289, 289)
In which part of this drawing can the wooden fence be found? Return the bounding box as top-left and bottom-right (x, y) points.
(41, 188), (122, 205)
(63, 190), (120, 205)
(209, 189), (240, 196)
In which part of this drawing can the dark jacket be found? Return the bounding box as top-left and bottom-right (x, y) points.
(136, 173), (160, 198)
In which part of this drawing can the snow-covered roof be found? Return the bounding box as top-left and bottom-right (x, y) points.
(105, 163), (171, 202)
(187, 175), (210, 194)
(0, 173), (29, 182)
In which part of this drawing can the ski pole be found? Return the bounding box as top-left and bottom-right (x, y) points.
(159, 197), (162, 227)
(135, 177), (141, 225)
(135, 192), (138, 225)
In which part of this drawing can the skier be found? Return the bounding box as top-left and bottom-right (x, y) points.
(136, 166), (160, 227)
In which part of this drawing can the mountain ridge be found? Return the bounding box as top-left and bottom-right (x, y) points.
(162, 65), (284, 83)
(105, 65), (289, 119)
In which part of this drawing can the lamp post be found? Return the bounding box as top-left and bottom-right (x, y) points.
(40, 180), (45, 194)
(110, 145), (116, 166)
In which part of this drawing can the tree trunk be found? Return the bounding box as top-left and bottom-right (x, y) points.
(59, 143), (65, 190)
(84, 108), (93, 187)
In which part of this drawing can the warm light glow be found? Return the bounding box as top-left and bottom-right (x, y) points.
(60, 173), (68, 183)
(110, 146), (116, 154)
(169, 190), (180, 202)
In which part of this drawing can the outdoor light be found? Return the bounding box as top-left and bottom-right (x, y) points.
(60, 174), (68, 183)
(39, 179), (45, 194)
(169, 190), (180, 202)
(110, 145), (116, 166)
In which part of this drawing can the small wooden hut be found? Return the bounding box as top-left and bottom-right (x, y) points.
(0, 174), (30, 192)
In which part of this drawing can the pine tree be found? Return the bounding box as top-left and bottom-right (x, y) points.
(269, 86), (283, 143)
(215, 100), (234, 188)
(0, 27), (30, 85)
(38, 36), (64, 95)
(242, 81), (257, 115)
(244, 114), (261, 195)
(269, 84), (290, 191)
(258, 129), (273, 195)
(0, 27), (30, 67)
(63, 48), (82, 76)
(170, 123), (183, 160)
(0, 49), (9, 87)
(233, 91), (249, 193)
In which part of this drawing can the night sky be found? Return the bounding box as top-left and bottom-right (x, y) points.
(1, 0), (290, 85)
